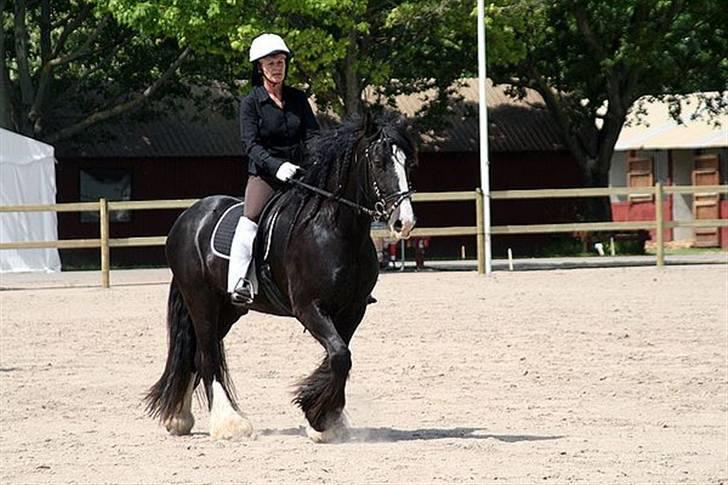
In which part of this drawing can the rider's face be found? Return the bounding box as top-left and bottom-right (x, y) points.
(259, 53), (287, 85)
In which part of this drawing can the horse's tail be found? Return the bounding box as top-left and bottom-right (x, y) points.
(144, 277), (197, 422)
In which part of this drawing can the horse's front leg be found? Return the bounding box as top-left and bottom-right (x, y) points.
(294, 303), (353, 443)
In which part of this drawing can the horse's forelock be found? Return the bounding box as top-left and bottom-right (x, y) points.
(378, 115), (416, 164)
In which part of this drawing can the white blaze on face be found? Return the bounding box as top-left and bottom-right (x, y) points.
(389, 145), (415, 239)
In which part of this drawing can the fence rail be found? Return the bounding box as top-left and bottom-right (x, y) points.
(1, 184), (726, 286)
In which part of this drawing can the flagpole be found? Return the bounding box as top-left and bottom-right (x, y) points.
(477, 0), (492, 274)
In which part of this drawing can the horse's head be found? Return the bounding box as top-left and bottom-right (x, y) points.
(362, 113), (418, 239)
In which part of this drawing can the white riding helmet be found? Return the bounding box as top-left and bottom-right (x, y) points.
(249, 33), (291, 63)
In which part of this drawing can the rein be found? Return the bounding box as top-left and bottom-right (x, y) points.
(289, 178), (379, 218)
(290, 178), (414, 221)
(290, 135), (414, 221)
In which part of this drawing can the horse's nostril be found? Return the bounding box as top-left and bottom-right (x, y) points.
(393, 220), (403, 232)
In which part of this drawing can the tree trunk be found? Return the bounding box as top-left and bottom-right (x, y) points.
(577, 158), (612, 222)
(342, 29), (362, 117)
(14, 0), (36, 135)
(0, 0), (15, 130)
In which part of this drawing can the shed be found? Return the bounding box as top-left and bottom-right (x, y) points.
(610, 93), (728, 248)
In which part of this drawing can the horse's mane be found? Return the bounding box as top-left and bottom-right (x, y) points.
(298, 116), (365, 196)
(286, 113), (416, 236)
(299, 112), (417, 195)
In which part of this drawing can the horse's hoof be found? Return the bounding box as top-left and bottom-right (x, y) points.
(306, 413), (350, 443)
(209, 413), (256, 441)
(164, 413), (195, 436)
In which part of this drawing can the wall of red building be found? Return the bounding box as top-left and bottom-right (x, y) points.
(413, 150), (582, 257)
(721, 201), (728, 249)
(55, 156), (247, 267)
(613, 198), (728, 248)
(611, 199), (673, 242)
(54, 150), (583, 266)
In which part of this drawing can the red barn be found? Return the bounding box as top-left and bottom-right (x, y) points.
(53, 80), (580, 267)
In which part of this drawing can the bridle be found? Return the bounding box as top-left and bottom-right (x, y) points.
(290, 131), (414, 221)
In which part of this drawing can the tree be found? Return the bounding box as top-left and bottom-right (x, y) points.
(3, 0), (477, 144)
(99, 0), (477, 116)
(1, 0), (242, 143)
(485, 0), (727, 218)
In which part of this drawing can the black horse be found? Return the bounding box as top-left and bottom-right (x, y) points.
(145, 113), (417, 442)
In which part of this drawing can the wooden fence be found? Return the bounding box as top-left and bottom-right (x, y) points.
(1, 184), (726, 287)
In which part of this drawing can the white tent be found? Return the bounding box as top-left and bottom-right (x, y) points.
(0, 128), (61, 273)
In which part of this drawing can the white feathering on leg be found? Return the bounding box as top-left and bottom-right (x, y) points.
(208, 380), (256, 441)
(306, 411), (350, 444)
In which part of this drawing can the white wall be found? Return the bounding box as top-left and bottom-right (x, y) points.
(671, 150), (694, 241)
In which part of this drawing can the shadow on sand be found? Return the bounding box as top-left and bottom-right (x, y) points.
(259, 426), (562, 443)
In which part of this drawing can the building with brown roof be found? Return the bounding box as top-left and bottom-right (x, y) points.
(610, 93), (727, 248)
(53, 79), (581, 267)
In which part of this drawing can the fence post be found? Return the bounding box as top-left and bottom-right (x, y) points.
(655, 183), (664, 267)
(99, 198), (110, 287)
(475, 188), (485, 274)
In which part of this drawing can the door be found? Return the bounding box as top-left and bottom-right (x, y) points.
(692, 155), (720, 247)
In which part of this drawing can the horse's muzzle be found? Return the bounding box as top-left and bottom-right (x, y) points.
(389, 198), (415, 240)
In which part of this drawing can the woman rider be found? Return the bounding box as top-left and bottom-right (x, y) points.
(228, 33), (320, 305)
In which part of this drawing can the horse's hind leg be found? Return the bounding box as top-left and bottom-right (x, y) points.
(145, 278), (198, 436)
(164, 373), (197, 435)
(185, 292), (255, 441)
(294, 303), (356, 443)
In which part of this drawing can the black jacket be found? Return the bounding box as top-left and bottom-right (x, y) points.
(239, 85), (319, 186)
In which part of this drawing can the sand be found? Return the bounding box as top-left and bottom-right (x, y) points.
(1, 265), (727, 484)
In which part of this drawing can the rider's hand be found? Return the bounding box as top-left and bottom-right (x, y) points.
(275, 162), (300, 182)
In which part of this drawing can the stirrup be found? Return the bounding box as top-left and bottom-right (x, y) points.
(231, 278), (254, 306)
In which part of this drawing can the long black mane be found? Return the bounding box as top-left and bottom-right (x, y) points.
(298, 116), (365, 197)
(299, 112), (417, 196)
(286, 113), (415, 233)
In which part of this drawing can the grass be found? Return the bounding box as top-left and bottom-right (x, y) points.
(645, 246), (726, 256)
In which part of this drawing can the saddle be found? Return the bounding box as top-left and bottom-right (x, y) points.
(210, 194), (293, 316)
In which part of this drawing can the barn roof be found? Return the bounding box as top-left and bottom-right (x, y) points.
(55, 78), (565, 158)
(615, 93), (728, 151)
(392, 79), (565, 152)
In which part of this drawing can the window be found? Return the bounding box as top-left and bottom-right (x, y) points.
(626, 155), (653, 202)
(80, 168), (132, 222)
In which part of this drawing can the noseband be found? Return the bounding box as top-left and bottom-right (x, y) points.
(291, 132), (414, 221)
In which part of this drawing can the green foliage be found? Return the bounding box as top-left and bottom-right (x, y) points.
(484, 0), (727, 195)
(537, 235), (585, 258)
(3, 0), (478, 141)
(2, 0), (242, 141)
(100, 0), (478, 115)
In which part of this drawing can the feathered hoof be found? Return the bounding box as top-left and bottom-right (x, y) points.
(306, 412), (350, 443)
(209, 412), (256, 441)
(164, 413), (194, 436)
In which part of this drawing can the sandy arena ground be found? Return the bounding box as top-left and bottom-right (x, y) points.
(1, 265), (727, 484)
